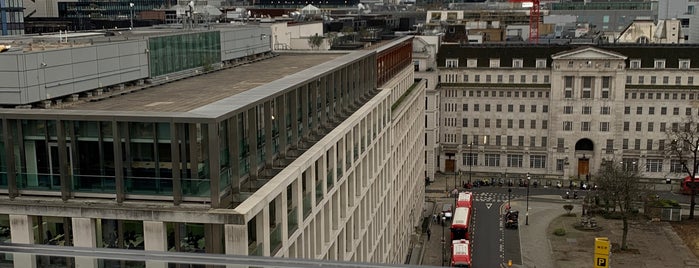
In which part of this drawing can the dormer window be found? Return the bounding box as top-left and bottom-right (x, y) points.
(446, 58), (459, 68)
(680, 59), (691, 69)
(536, 59), (547, 68)
(630, 59), (641, 69)
(512, 58), (523, 68)
(490, 58), (500, 68)
(467, 59), (477, 68)
(655, 59), (666, 69)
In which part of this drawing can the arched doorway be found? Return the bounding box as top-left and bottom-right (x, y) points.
(575, 139), (594, 178)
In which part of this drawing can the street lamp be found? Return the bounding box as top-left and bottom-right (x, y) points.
(525, 173), (530, 225)
(441, 215), (446, 266)
(129, 3), (134, 30)
(507, 188), (512, 210)
(468, 142), (474, 186)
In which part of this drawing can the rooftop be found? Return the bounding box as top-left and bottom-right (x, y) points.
(60, 53), (344, 113)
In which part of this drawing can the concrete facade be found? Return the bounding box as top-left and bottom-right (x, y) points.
(0, 34), (423, 267)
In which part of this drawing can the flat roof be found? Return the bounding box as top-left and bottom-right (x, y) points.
(65, 53), (344, 113)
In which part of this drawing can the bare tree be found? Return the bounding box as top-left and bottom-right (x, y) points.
(665, 114), (699, 219)
(595, 160), (649, 250)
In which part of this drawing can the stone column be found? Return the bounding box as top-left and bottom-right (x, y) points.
(143, 221), (167, 268)
(224, 224), (247, 255)
(72, 218), (97, 268)
(10, 215), (36, 268)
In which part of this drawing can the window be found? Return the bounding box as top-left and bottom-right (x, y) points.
(680, 59), (691, 69)
(647, 139), (653, 150)
(536, 59), (547, 68)
(446, 58), (459, 68)
(601, 107), (610, 115)
(486, 75), (492, 83)
(648, 107), (655, 115)
(532, 75), (538, 83)
(474, 119), (479, 127)
(519, 105), (525, 113)
(623, 122), (630, 131)
(690, 77), (695, 85)
(507, 119), (513, 128)
(490, 58), (500, 68)
(601, 77), (611, 98)
(564, 76), (573, 88)
(518, 120), (525, 129)
(508, 105), (513, 112)
(605, 139), (614, 154)
(556, 159), (566, 171)
(660, 122), (666, 132)
(531, 120), (536, 129)
(687, 108), (693, 116)
(582, 106), (592, 115)
(475, 75), (480, 82)
(485, 154), (500, 167)
(508, 75), (515, 83)
(663, 76), (669, 84)
(467, 59), (477, 68)
(651, 76), (657, 84)
(630, 59), (641, 69)
(485, 104), (491, 112)
(518, 136), (524, 146)
(530, 155), (547, 168)
(543, 105), (548, 113)
(638, 76), (645, 84)
(673, 107), (680, 115)
(646, 159), (663, 172)
(634, 139), (641, 150)
(564, 106), (573, 114)
(600, 122), (609, 132)
(496, 104), (502, 112)
(542, 120), (548, 129)
(636, 107), (642, 115)
(496, 119), (502, 128)
(512, 59), (523, 68)
(531, 105), (537, 113)
(661, 107), (667, 115)
(582, 77), (593, 98)
(659, 140), (665, 151)
(671, 160), (684, 173)
(654, 59), (666, 69)
(581, 122), (591, 131)
(624, 106), (630, 114)
(676, 76), (682, 85)
(507, 136), (513, 146)
(497, 75), (503, 83)
(474, 104), (480, 111)
(541, 137), (547, 148)
(648, 122), (654, 132)
(465, 153), (478, 166)
(484, 119), (491, 128)
(563, 121), (572, 131)
(463, 118), (468, 127)
(463, 75), (469, 82)
(626, 76), (632, 84)
(557, 138), (565, 153)
(495, 135), (502, 145)
(622, 139), (629, 149)
(521, 75), (526, 83)
(507, 154), (523, 168)
(463, 104), (468, 111)
(544, 75), (550, 83)
(622, 158), (638, 171)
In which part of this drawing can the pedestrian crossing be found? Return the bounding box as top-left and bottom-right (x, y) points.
(473, 192), (520, 203)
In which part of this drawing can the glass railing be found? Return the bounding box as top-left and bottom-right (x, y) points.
(72, 174), (116, 193)
(17, 173), (61, 191)
(248, 241), (264, 256)
(181, 178), (210, 197)
(337, 167), (343, 179)
(315, 180), (323, 205)
(327, 170), (334, 190)
(303, 192), (312, 218)
(287, 206), (298, 237)
(220, 167), (231, 192)
(270, 224), (282, 255)
(124, 176), (173, 196)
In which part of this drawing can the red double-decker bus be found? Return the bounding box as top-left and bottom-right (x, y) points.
(681, 176), (699, 195)
(456, 192), (473, 209)
(451, 239), (472, 267)
(450, 207), (471, 240)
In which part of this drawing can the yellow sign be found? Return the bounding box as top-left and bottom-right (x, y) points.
(594, 237), (610, 255)
(594, 253), (609, 268)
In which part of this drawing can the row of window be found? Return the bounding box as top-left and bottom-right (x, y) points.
(563, 106), (611, 115)
(561, 121), (610, 132)
(624, 106), (698, 116)
(625, 92), (698, 101)
(445, 103), (550, 113)
(463, 153), (547, 169)
(444, 58), (691, 70)
(443, 134), (549, 148)
(448, 118), (550, 130)
(626, 75), (694, 85)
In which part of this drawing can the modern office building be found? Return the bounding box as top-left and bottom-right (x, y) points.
(434, 43), (699, 187)
(0, 0), (24, 35)
(0, 24), (424, 267)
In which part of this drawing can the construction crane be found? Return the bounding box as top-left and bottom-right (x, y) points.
(509, 0), (540, 43)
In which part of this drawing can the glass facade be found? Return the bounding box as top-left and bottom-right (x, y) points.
(149, 32), (221, 77)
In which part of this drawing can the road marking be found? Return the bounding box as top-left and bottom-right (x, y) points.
(486, 203), (492, 209)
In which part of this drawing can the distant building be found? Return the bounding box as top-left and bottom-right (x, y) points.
(433, 43), (699, 188)
(0, 0), (24, 35)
